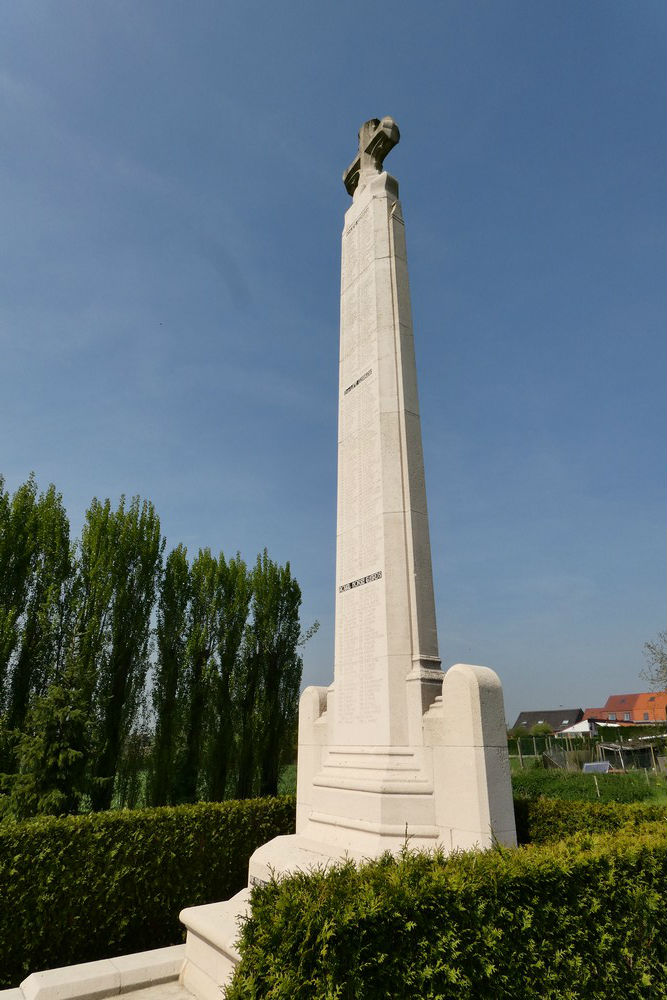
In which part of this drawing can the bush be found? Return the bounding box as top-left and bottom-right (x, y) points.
(514, 796), (666, 844)
(226, 823), (667, 1000)
(0, 795), (295, 988)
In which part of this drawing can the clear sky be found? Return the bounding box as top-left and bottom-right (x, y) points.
(1, 1), (664, 723)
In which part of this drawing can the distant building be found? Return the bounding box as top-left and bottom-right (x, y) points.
(511, 709), (583, 733)
(582, 692), (667, 725)
(559, 719), (599, 737)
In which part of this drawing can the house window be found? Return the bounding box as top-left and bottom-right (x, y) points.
(649, 696), (655, 702)
(644, 712), (649, 721)
(608, 713), (616, 721)
(561, 718), (569, 724)
(624, 712), (630, 721)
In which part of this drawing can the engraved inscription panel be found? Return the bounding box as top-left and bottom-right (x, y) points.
(335, 574), (386, 730)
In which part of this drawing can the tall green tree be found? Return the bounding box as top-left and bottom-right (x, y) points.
(4, 663), (89, 819)
(150, 545), (190, 806)
(251, 552), (310, 797)
(206, 553), (252, 801)
(234, 551), (316, 799)
(0, 477), (75, 785)
(80, 496), (164, 811)
(6, 484), (73, 734)
(175, 548), (219, 803)
(233, 632), (261, 800)
(115, 706), (152, 810)
(0, 475), (41, 712)
(0, 471), (316, 816)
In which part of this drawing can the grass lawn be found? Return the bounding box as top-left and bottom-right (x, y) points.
(512, 765), (667, 804)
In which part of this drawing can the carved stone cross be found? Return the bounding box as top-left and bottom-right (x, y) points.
(343, 116), (400, 196)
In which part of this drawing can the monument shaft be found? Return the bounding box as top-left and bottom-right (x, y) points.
(334, 168), (441, 747)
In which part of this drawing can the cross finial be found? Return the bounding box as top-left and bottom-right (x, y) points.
(343, 117), (400, 196)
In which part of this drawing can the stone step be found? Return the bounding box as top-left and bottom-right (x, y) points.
(179, 890), (250, 1000)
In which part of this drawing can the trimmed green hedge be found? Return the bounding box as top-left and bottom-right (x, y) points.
(226, 823), (667, 1000)
(515, 796), (666, 845)
(2, 793), (665, 991)
(0, 796), (295, 988)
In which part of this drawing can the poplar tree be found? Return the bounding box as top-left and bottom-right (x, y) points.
(82, 496), (164, 811)
(0, 478), (85, 818)
(150, 545), (190, 806)
(233, 628), (261, 800)
(6, 484), (73, 734)
(234, 551), (315, 799)
(206, 553), (252, 801)
(0, 476), (41, 712)
(0, 472), (316, 815)
(175, 548), (219, 803)
(252, 552), (307, 797)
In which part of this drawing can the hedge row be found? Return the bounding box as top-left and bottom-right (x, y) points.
(0, 796), (295, 988)
(515, 796), (666, 844)
(2, 794), (664, 989)
(227, 823), (667, 1000)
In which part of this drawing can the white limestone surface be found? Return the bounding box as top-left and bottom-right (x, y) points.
(179, 890), (250, 1000)
(334, 169), (441, 751)
(2, 947), (185, 1000)
(0, 981), (193, 1000)
(424, 663), (517, 850)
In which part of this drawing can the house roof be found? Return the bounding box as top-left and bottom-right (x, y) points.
(583, 693), (667, 723)
(511, 709), (583, 732)
(603, 692), (667, 719)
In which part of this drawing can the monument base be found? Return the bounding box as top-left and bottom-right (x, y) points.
(179, 664), (517, 997)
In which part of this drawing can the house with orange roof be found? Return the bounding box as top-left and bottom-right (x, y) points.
(583, 691), (667, 725)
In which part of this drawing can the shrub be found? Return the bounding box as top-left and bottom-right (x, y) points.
(227, 823), (667, 1000)
(515, 796), (666, 844)
(0, 795), (295, 988)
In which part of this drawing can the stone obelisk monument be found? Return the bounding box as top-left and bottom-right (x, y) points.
(179, 118), (516, 999)
(333, 117), (443, 752)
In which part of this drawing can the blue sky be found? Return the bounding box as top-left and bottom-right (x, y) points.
(1, 1), (664, 723)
